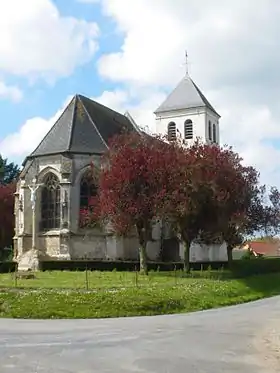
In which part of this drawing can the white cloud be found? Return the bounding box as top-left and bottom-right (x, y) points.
(0, 82), (22, 102)
(0, 0), (99, 82)
(0, 96), (73, 160)
(93, 0), (280, 187)
(4, 0), (280, 188)
(77, 0), (100, 3)
(97, 0), (280, 90)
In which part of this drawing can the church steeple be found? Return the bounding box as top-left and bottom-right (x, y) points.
(154, 54), (221, 145)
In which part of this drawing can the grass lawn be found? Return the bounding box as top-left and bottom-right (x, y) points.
(0, 269), (232, 290)
(1, 271), (280, 319)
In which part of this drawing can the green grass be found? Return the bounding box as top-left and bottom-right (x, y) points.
(0, 269), (233, 290)
(1, 271), (280, 319)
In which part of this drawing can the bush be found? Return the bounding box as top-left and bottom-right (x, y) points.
(232, 258), (280, 277)
(0, 261), (17, 273)
(39, 258), (280, 276)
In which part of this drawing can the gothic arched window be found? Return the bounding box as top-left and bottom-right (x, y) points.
(208, 120), (212, 141)
(41, 173), (61, 230)
(213, 123), (217, 143)
(80, 173), (98, 210)
(184, 119), (193, 140)
(167, 122), (176, 141)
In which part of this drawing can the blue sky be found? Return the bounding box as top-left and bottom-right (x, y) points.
(1, 0), (280, 188)
(0, 0), (122, 139)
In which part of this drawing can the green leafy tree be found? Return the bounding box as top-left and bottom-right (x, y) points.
(0, 155), (20, 185)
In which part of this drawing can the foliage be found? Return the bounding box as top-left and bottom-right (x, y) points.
(223, 184), (280, 262)
(0, 261), (17, 273)
(0, 155), (20, 185)
(39, 260), (228, 272)
(163, 140), (260, 272)
(252, 185), (280, 237)
(0, 183), (15, 256)
(98, 132), (176, 273)
(1, 272), (280, 318)
(87, 131), (277, 273)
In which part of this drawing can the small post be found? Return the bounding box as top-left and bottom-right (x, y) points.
(14, 263), (18, 288)
(174, 264), (177, 285)
(85, 264), (89, 291)
(135, 265), (138, 288)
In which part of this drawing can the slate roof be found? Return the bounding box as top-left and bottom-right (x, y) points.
(28, 95), (136, 159)
(154, 75), (220, 117)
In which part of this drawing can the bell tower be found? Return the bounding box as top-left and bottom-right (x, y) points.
(154, 52), (220, 145)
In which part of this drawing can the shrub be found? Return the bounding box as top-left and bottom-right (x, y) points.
(0, 261), (17, 273)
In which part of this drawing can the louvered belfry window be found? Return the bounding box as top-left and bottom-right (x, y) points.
(167, 122), (176, 141)
(208, 120), (212, 141)
(213, 123), (217, 143)
(184, 119), (193, 140)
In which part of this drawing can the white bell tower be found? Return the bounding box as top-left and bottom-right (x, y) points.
(154, 52), (220, 146)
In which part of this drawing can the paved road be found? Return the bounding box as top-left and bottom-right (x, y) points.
(0, 297), (280, 373)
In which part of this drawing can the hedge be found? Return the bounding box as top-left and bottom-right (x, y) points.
(231, 258), (280, 277)
(39, 260), (229, 272)
(39, 258), (280, 276)
(0, 261), (17, 273)
(2, 258), (280, 276)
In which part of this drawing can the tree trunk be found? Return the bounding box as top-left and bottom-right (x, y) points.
(136, 221), (149, 275)
(183, 241), (191, 273)
(227, 245), (233, 268)
(139, 245), (148, 275)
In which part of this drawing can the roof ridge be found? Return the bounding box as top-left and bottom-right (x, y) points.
(77, 95), (109, 150)
(67, 95), (78, 151)
(30, 95), (76, 158)
(190, 79), (220, 117)
(77, 94), (127, 119)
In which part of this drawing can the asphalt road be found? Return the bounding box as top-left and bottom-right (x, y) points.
(0, 297), (280, 373)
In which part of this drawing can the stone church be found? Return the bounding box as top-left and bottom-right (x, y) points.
(14, 72), (228, 269)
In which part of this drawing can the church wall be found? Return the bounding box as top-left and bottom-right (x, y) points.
(155, 107), (207, 144)
(179, 241), (228, 262)
(71, 233), (107, 260)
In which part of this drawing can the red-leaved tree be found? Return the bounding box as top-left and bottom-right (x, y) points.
(166, 141), (260, 272)
(0, 182), (15, 259)
(99, 132), (177, 274)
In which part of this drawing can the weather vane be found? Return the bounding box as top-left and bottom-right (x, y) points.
(185, 50), (188, 76)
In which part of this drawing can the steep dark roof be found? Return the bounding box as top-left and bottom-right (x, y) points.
(154, 75), (220, 117)
(28, 95), (135, 159)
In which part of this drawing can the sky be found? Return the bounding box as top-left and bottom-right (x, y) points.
(0, 0), (280, 188)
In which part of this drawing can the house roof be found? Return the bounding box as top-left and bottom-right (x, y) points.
(154, 75), (220, 117)
(248, 241), (280, 256)
(27, 95), (135, 160)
